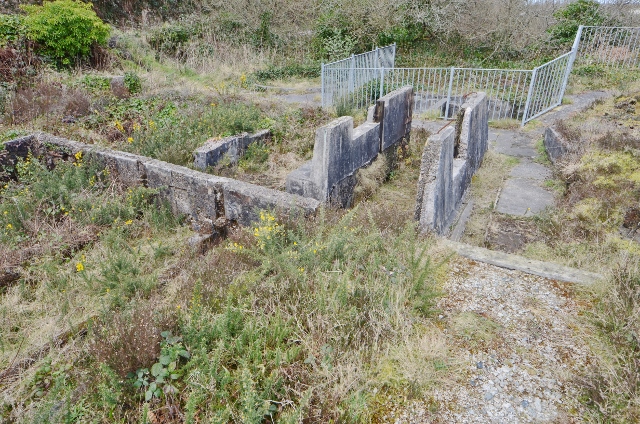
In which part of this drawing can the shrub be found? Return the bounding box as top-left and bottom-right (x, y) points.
(21, 0), (111, 67)
(123, 72), (141, 94)
(548, 0), (612, 45)
(0, 13), (25, 47)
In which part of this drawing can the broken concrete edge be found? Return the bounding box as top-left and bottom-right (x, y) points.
(286, 86), (413, 207)
(2, 132), (320, 228)
(543, 126), (568, 164)
(193, 129), (271, 170)
(443, 240), (604, 286)
(416, 93), (489, 236)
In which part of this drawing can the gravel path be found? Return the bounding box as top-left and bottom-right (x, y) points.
(382, 258), (590, 423)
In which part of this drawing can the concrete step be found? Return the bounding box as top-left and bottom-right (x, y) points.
(443, 240), (603, 285)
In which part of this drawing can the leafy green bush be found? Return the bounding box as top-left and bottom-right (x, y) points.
(312, 11), (358, 61)
(0, 14), (25, 47)
(123, 72), (142, 94)
(21, 0), (111, 67)
(548, 0), (612, 45)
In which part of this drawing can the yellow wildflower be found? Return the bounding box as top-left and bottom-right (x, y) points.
(75, 262), (84, 272)
(6, 223), (13, 230)
(125, 220), (133, 225)
(127, 137), (134, 143)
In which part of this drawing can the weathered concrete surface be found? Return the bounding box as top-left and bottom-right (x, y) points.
(374, 86), (414, 150)
(287, 86), (414, 206)
(416, 93), (489, 235)
(509, 161), (552, 180)
(544, 126), (568, 164)
(416, 127), (455, 234)
(4, 132), (320, 228)
(459, 93), (489, 175)
(310, 116), (353, 200)
(193, 129), (271, 170)
(490, 130), (538, 158)
(444, 240), (603, 285)
(496, 178), (554, 216)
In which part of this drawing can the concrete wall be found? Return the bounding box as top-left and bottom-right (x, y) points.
(415, 127), (455, 234)
(416, 93), (489, 235)
(286, 86), (413, 207)
(374, 86), (414, 151)
(193, 129), (271, 170)
(543, 126), (568, 164)
(3, 133), (319, 228)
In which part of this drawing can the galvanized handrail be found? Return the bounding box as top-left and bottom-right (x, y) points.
(321, 25), (640, 125)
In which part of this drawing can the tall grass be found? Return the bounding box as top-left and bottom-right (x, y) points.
(580, 260), (640, 422)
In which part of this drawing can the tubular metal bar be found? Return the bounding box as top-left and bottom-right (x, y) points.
(522, 52), (573, 124)
(577, 26), (640, 68)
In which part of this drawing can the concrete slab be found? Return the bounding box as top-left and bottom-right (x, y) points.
(443, 240), (603, 285)
(509, 161), (552, 181)
(491, 130), (537, 157)
(412, 119), (451, 134)
(496, 178), (554, 216)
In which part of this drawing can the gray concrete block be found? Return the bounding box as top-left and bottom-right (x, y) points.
(285, 161), (320, 198)
(452, 158), (469, 212)
(544, 126), (568, 164)
(193, 130), (271, 170)
(312, 116), (353, 200)
(417, 126), (455, 234)
(374, 86), (414, 151)
(459, 92), (489, 175)
(193, 136), (243, 170)
(222, 179), (320, 226)
(352, 121), (381, 169)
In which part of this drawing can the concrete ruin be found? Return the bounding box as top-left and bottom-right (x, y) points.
(543, 126), (569, 164)
(2, 133), (319, 228)
(415, 92), (489, 235)
(286, 86), (413, 207)
(193, 129), (271, 170)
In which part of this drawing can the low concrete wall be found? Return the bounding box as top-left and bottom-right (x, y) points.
(3, 133), (319, 228)
(374, 86), (414, 151)
(416, 93), (489, 235)
(415, 127), (455, 234)
(543, 126), (568, 164)
(193, 129), (271, 170)
(287, 86), (413, 207)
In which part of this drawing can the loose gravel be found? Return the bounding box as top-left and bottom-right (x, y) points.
(381, 258), (591, 423)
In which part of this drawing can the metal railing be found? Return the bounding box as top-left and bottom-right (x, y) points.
(320, 25), (640, 125)
(321, 44), (396, 108)
(522, 51), (574, 125)
(576, 26), (640, 68)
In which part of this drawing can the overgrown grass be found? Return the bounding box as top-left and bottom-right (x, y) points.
(0, 142), (450, 422)
(579, 260), (640, 422)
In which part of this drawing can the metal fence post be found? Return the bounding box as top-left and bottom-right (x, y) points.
(559, 25), (584, 101)
(348, 54), (355, 93)
(321, 63), (325, 108)
(392, 43), (397, 67)
(375, 46), (379, 68)
(379, 67), (385, 98)
(444, 67), (455, 119)
(522, 67), (538, 126)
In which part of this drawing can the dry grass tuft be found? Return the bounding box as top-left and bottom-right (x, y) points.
(89, 307), (175, 378)
(579, 260), (640, 422)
